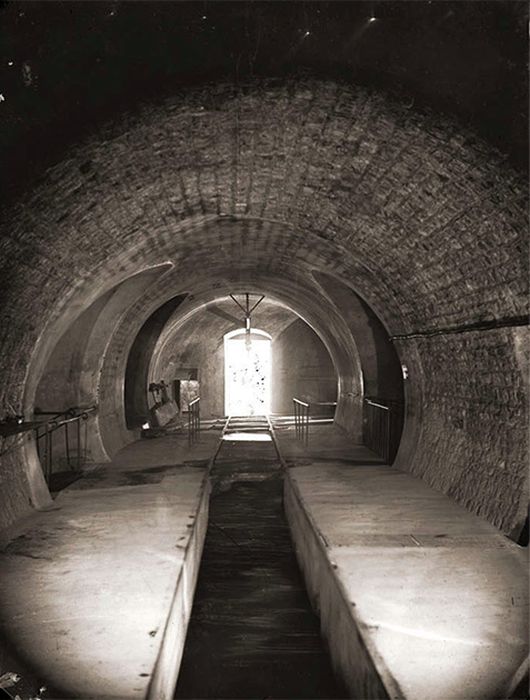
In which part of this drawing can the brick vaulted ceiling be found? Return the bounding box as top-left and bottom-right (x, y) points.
(1, 82), (526, 348)
(0, 3), (527, 537)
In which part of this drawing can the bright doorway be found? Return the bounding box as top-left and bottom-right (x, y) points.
(224, 329), (271, 416)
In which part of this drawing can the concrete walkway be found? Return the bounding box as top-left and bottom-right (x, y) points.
(276, 423), (529, 700)
(0, 428), (219, 699)
(1, 420), (527, 699)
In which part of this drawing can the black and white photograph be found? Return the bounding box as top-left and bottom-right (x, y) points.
(0, 2), (528, 699)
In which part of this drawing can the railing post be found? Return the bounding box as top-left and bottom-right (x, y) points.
(64, 422), (70, 468)
(365, 398), (398, 463)
(33, 406), (97, 487)
(188, 397), (200, 446)
(385, 410), (389, 462)
(76, 418), (81, 470)
(293, 398), (310, 447)
(36, 425), (41, 462)
(47, 428), (53, 483)
(43, 430), (48, 482)
(83, 415), (88, 464)
(297, 401), (299, 439)
(369, 403), (374, 453)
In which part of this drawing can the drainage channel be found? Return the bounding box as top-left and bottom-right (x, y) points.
(174, 416), (347, 699)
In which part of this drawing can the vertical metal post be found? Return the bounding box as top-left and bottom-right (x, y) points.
(385, 409), (391, 463)
(367, 403), (371, 452)
(83, 417), (88, 464)
(188, 398), (200, 446)
(76, 418), (81, 470)
(364, 399), (393, 463)
(377, 405), (380, 455)
(296, 403), (302, 440)
(293, 398), (309, 447)
(47, 429), (53, 483)
(64, 422), (70, 468)
(43, 430), (48, 483)
(36, 426), (41, 462)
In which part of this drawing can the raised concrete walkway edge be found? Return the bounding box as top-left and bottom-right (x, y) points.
(284, 471), (404, 700)
(147, 477), (211, 700)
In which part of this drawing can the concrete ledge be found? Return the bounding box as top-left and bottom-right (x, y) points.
(0, 468), (210, 699)
(147, 476), (209, 700)
(284, 472), (402, 700)
(284, 465), (529, 700)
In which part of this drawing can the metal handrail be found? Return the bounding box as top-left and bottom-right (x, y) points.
(188, 397), (201, 446)
(293, 398), (310, 446)
(363, 397), (403, 463)
(34, 406), (97, 485)
(365, 399), (390, 411)
(36, 408), (96, 433)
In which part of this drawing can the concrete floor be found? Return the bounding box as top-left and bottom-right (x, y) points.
(0, 429), (219, 699)
(271, 417), (384, 466)
(276, 423), (529, 700)
(0, 420), (527, 699)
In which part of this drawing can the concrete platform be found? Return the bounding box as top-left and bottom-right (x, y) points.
(0, 430), (219, 699)
(284, 461), (528, 700)
(271, 418), (383, 465)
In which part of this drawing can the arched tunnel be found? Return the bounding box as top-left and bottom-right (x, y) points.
(0, 3), (527, 700)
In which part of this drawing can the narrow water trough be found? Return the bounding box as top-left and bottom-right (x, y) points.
(174, 417), (347, 699)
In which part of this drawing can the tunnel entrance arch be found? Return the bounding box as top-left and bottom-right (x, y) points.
(224, 329), (272, 416)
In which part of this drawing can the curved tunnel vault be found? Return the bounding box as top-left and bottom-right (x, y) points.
(0, 79), (526, 541)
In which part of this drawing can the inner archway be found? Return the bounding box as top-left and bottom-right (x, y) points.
(224, 329), (272, 416)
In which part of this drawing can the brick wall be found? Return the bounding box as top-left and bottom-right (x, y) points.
(313, 271), (404, 401)
(0, 79), (526, 535)
(396, 327), (528, 537)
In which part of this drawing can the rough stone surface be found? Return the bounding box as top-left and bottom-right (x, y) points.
(402, 327), (529, 535)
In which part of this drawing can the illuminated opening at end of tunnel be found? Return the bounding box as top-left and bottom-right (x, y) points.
(224, 328), (272, 417)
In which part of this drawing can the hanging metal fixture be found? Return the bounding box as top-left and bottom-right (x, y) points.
(229, 293), (265, 340)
